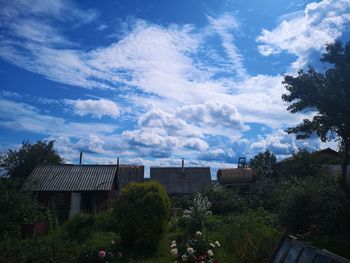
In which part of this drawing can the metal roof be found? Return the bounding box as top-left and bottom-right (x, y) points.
(150, 167), (211, 194)
(269, 234), (350, 263)
(22, 164), (118, 192)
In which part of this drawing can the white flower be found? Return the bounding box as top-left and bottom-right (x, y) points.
(170, 243), (177, 248)
(182, 254), (189, 262)
(215, 241), (221, 247)
(196, 231), (202, 236)
(170, 248), (178, 257)
(187, 247), (194, 254)
(111, 240), (115, 245)
(210, 242), (215, 248)
(171, 240), (176, 244)
(207, 249), (214, 257)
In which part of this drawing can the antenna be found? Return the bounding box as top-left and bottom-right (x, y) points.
(79, 151), (83, 164)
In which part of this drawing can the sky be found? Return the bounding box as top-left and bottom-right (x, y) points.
(1, 0), (350, 177)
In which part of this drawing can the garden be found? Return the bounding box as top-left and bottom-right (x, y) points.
(1, 155), (350, 263)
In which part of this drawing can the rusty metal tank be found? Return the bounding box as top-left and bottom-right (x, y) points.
(217, 168), (256, 185)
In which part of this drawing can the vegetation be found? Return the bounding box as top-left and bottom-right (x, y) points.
(0, 140), (62, 184)
(113, 181), (170, 253)
(249, 150), (277, 179)
(282, 41), (350, 185)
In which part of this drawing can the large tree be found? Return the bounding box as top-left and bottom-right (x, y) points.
(249, 150), (277, 179)
(282, 41), (350, 185)
(0, 140), (62, 183)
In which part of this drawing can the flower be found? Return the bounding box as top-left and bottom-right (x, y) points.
(182, 254), (189, 262)
(170, 243), (177, 248)
(98, 250), (106, 258)
(215, 241), (221, 247)
(210, 242), (215, 248)
(171, 240), (177, 244)
(207, 249), (214, 257)
(213, 259), (220, 263)
(117, 252), (122, 258)
(111, 240), (115, 245)
(170, 248), (178, 257)
(196, 231), (202, 236)
(187, 247), (194, 254)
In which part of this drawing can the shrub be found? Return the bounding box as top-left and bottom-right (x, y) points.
(179, 193), (212, 235)
(170, 231), (221, 263)
(77, 231), (122, 263)
(113, 181), (170, 253)
(221, 209), (279, 263)
(274, 176), (350, 235)
(92, 210), (114, 232)
(0, 179), (43, 238)
(203, 186), (246, 215)
(64, 213), (94, 242)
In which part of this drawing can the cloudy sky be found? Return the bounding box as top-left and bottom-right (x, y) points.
(1, 0), (350, 176)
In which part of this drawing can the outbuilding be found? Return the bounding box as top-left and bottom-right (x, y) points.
(22, 164), (144, 222)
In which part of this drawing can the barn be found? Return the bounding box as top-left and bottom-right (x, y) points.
(22, 164), (144, 222)
(150, 163), (211, 195)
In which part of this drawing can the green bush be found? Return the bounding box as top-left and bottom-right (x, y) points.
(64, 213), (94, 242)
(221, 209), (279, 263)
(77, 232), (122, 263)
(92, 210), (114, 232)
(274, 176), (350, 235)
(0, 179), (43, 238)
(113, 181), (170, 253)
(203, 186), (246, 215)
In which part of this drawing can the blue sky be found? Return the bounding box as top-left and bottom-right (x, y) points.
(1, 0), (350, 176)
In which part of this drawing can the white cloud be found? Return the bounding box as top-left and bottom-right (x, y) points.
(207, 13), (247, 79)
(65, 98), (120, 119)
(0, 98), (117, 138)
(257, 0), (350, 69)
(250, 129), (322, 159)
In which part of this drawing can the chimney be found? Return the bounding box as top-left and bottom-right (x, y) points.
(181, 158), (185, 176)
(79, 151), (83, 165)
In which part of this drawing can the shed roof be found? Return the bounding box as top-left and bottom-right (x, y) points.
(22, 164), (119, 192)
(150, 167), (211, 194)
(269, 234), (350, 263)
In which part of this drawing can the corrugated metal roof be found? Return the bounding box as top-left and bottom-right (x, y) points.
(22, 164), (118, 191)
(150, 167), (211, 194)
(269, 234), (350, 263)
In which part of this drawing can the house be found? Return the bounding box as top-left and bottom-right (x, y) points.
(22, 164), (144, 222)
(274, 148), (344, 180)
(150, 161), (211, 195)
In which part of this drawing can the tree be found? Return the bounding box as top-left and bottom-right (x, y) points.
(249, 150), (277, 179)
(282, 41), (350, 185)
(0, 140), (62, 183)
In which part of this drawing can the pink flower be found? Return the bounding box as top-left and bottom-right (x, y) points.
(98, 250), (106, 258)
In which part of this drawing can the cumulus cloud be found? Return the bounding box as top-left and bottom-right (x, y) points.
(257, 0), (350, 69)
(250, 129), (321, 159)
(65, 98), (120, 119)
(177, 101), (249, 130)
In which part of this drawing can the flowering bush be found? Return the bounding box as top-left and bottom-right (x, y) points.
(170, 231), (220, 263)
(180, 193), (212, 235)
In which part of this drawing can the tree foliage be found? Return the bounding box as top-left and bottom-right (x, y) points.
(282, 41), (350, 184)
(0, 140), (62, 183)
(249, 150), (277, 179)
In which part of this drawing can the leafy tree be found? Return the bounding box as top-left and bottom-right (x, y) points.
(0, 140), (62, 183)
(249, 150), (277, 179)
(282, 41), (350, 185)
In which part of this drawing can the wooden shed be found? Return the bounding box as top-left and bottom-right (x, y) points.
(22, 164), (144, 222)
(150, 166), (211, 195)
